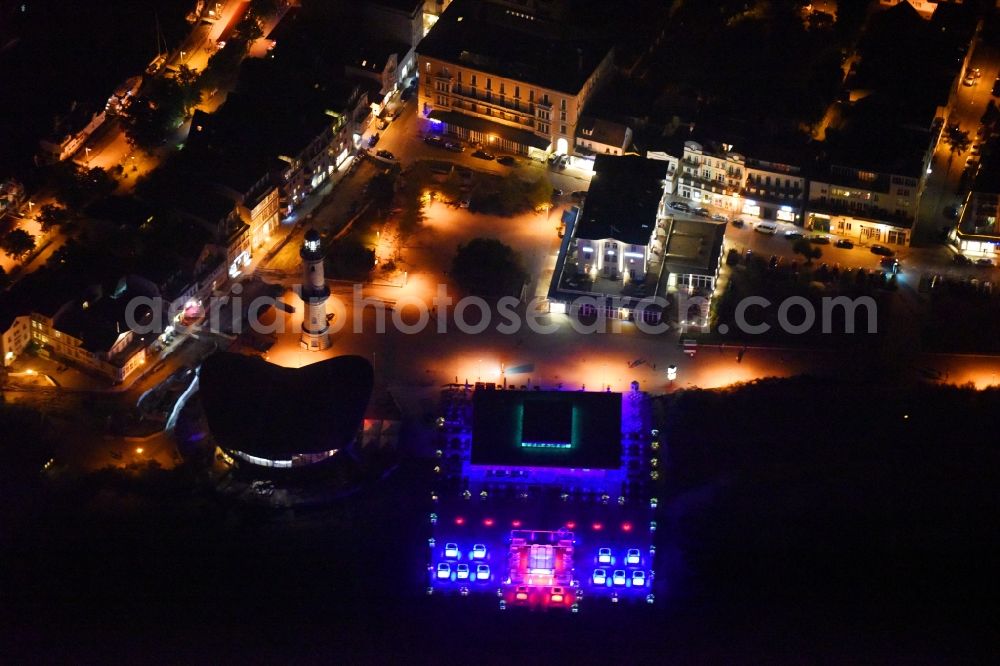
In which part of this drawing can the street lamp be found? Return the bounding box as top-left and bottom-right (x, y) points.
(666, 365), (677, 382)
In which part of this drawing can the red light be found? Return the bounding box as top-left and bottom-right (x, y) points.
(515, 592), (528, 600)
(621, 521), (633, 532)
(592, 522), (603, 531)
(454, 517), (465, 525)
(565, 521), (576, 529)
(483, 518), (495, 527)
(512, 520), (522, 527)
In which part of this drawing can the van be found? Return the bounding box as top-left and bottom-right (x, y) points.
(755, 221), (778, 234)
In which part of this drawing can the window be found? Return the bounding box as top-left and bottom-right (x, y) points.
(425, 61), (430, 73)
(560, 124), (567, 135)
(457, 71), (462, 83)
(539, 122), (549, 134)
(560, 99), (566, 111)
(486, 78), (492, 90)
(471, 74), (477, 87)
(529, 90), (535, 103)
(436, 95), (448, 106)
(543, 94), (550, 105)
(499, 82), (505, 95)
(514, 86), (520, 99)
(435, 81), (449, 92)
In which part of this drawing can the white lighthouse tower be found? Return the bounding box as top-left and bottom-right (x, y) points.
(299, 228), (332, 350)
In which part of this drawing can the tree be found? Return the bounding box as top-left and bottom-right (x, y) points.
(122, 77), (196, 151)
(1, 229), (37, 260)
(792, 237), (821, 264)
(526, 175), (554, 211)
(326, 237), (375, 281)
(37, 204), (72, 232)
(942, 126), (971, 172)
(451, 237), (527, 297)
(46, 162), (116, 210)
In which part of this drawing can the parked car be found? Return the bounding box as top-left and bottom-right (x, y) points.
(755, 221), (777, 234)
(809, 234), (830, 244)
(668, 201), (691, 212)
(971, 67), (982, 79)
(881, 257), (900, 273)
(375, 149), (395, 160)
(694, 207), (711, 217)
(730, 218), (745, 228)
(784, 230), (803, 240)
(367, 132), (380, 147)
(571, 190), (587, 201)
(870, 244), (895, 257)
(975, 257), (994, 267)
(424, 135), (444, 147)
(711, 213), (728, 222)
(497, 155), (517, 166)
(444, 141), (464, 153)
(834, 238), (854, 249)
(376, 118), (389, 130)
(962, 74), (976, 87)
(952, 253), (971, 265)
(552, 188), (564, 198)
(472, 149), (495, 160)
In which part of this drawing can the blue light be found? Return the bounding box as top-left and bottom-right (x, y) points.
(436, 563), (451, 579)
(520, 441), (573, 449)
(626, 548), (641, 565)
(456, 563), (470, 580)
(632, 570), (646, 587)
(592, 568), (607, 585)
(471, 544), (487, 559)
(476, 564), (491, 580)
(612, 569), (626, 586)
(444, 543), (460, 558)
(598, 548), (612, 564)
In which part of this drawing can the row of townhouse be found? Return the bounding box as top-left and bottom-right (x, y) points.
(670, 138), (925, 247)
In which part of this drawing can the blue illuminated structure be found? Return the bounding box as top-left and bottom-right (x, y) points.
(428, 384), (658, 609)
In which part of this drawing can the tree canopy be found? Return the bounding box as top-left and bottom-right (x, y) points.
(1, 229), (37, 260)
(450, 237), (526, 297)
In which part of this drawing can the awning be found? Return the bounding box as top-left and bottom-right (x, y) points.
(428, 110), (550, 151)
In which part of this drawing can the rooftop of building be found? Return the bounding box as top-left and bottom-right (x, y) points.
(364, 0), (423, 16)
(417, 0), (612, 95)
(470, 388), (623, 470)
(576, 115), (630, 149)
(662, 217), (726, 278)
(574, 155), (668, 245)
(51, 277), (157, 355)
(818, 97), (930, 180)
(198, 353), (375, 461)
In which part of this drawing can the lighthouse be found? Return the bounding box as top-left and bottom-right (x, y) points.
(299, 228), (332, 350)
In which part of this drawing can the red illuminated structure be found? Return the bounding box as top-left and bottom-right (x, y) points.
(505, 530), (576, 608)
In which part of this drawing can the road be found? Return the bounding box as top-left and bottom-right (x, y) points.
(914, 40), (999, 245)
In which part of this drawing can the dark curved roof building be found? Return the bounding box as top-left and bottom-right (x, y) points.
(199, 352), (374, 469)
